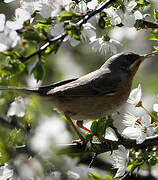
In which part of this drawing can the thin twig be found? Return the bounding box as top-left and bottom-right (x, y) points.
(0, 114), (28, 133)
(142, 20), (158, 28)
(58, 134), (158, 154)
(21, 0), (115, 63)
(21, 33), (67, 62)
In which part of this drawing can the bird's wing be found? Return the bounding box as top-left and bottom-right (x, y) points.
(0, 78), (78, 95)
(37, 78), (78, 95)
(47, 69), (126, 97)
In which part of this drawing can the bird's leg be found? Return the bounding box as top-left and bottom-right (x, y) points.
(65, 114), (85, 141)
(76, 120), (91, 133)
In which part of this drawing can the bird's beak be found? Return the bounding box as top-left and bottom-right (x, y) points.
(139, 52), (155, 63)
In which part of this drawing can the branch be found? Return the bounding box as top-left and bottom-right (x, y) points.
(141, 20), (158, 28)
(21, 0), (115, 63)
(21, 33), (67, 63)
(59, 135), (158, 153)
(0, 114), (28, 134)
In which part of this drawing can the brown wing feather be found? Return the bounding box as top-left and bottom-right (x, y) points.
(47, 68), (126, 97)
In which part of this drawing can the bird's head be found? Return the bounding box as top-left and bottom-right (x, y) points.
(102, 52), (155, 76)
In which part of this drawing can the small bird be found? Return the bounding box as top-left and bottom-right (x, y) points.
(0, 52), (154, 141)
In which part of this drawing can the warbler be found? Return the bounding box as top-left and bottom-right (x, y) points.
(0, 52), (154, 141)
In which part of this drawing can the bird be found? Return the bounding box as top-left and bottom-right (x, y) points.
(0, 52), (155, 141)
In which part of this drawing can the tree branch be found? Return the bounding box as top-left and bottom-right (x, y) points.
(21, 0), (115, 63)
(0, 114), (28, 134)
(21, 33), (67, 63)
(59, 135), (158, 153)
(141, 20), (158, 28)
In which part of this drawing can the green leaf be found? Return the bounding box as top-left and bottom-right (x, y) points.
(128, 159), (144, 175)
(91, 118), (107, 141)
(153, 46), (158, 53)
(98, 17), (106, 29)
(37, 17), (52, 25)
(31, 61), (45, 82)
(23, 29), (41, 42)
(146, 35), (158, 40)
(154, 9), (158, 22)
(2, 51), (20, 59)
(3, 59), (25, 74)
(0, 141), (9, 165)
(58, 12), (75, 21)
(89, 173), (104, 180)
(65, 24), (81, 40)
(36, 18), (52, 36)
(134, 20), (145, 30)
(45, 41), (61, 54)
(136, 0), (151, 10)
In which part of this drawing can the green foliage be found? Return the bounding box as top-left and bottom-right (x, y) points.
(45, 41), (61, 54)
(31, 59), (45, 82)
(58, 12), (77, 21)
(128, 159), (144, 175)
(91, 117), (111, 141)
(2, 51), (21, 59)
(36, 18), (53, 36)
(89, 172), (113, 180)
(147, 29), (158, 40)
(154, 9), (158, 22)
(136, 0), (151, 10)
(99, 0), (123, 8)
(66, 24), (81, 40)
(134, 20), (145, 30)
(0, 140), (9, 165)
(23, 28), (41, 43)
(89, 173), (104, 180)
(153, 46), (158, 53)
(2, 59), (25, 75)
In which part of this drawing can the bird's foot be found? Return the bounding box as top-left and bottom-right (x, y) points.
(102, 139), (115, 155)
(72, 139), (84, 144)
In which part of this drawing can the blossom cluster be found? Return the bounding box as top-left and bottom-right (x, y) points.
(111, 84), (158, 178)
(0, 0), (145, 55)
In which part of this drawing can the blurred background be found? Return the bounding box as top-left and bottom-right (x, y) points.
(0, 0), (158, 179)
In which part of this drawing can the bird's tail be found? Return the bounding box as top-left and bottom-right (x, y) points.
(0, 86), (39, 94)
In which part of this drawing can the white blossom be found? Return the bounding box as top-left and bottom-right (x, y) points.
(50, 21), (80, 46)
(90, 37), (120, 55)
(81, 23), (96, 41)
(0, 14), (5, 31)
(87, 0), (98, 10)
(14, 155), (44, 179)
(65, 35), (80, 47)
(50, 21), (65, 37)
(0, 28), (20, 52)
(31, 115), (71, 152)
(20, 0), (42, 15)
(40, 4), (55, 18)
(75, 0), (87, 14)
(153, 103), (158, 113)
(4, 0), (15, 3)
(0, 14), (21, 52)
(111, 145), (129, 178)
(116, 0), (142, 27)
(104, 127), (118, 141)
(0, 163), (13, 180)
(104, 7), (121, 25)
(7, 96), (26, 117)
(122, 113), (155, 144)
(127, 84), (142, 106)
(6, 8), (31, 30)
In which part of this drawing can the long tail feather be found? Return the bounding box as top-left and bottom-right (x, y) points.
(0, 86), (39, 94)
